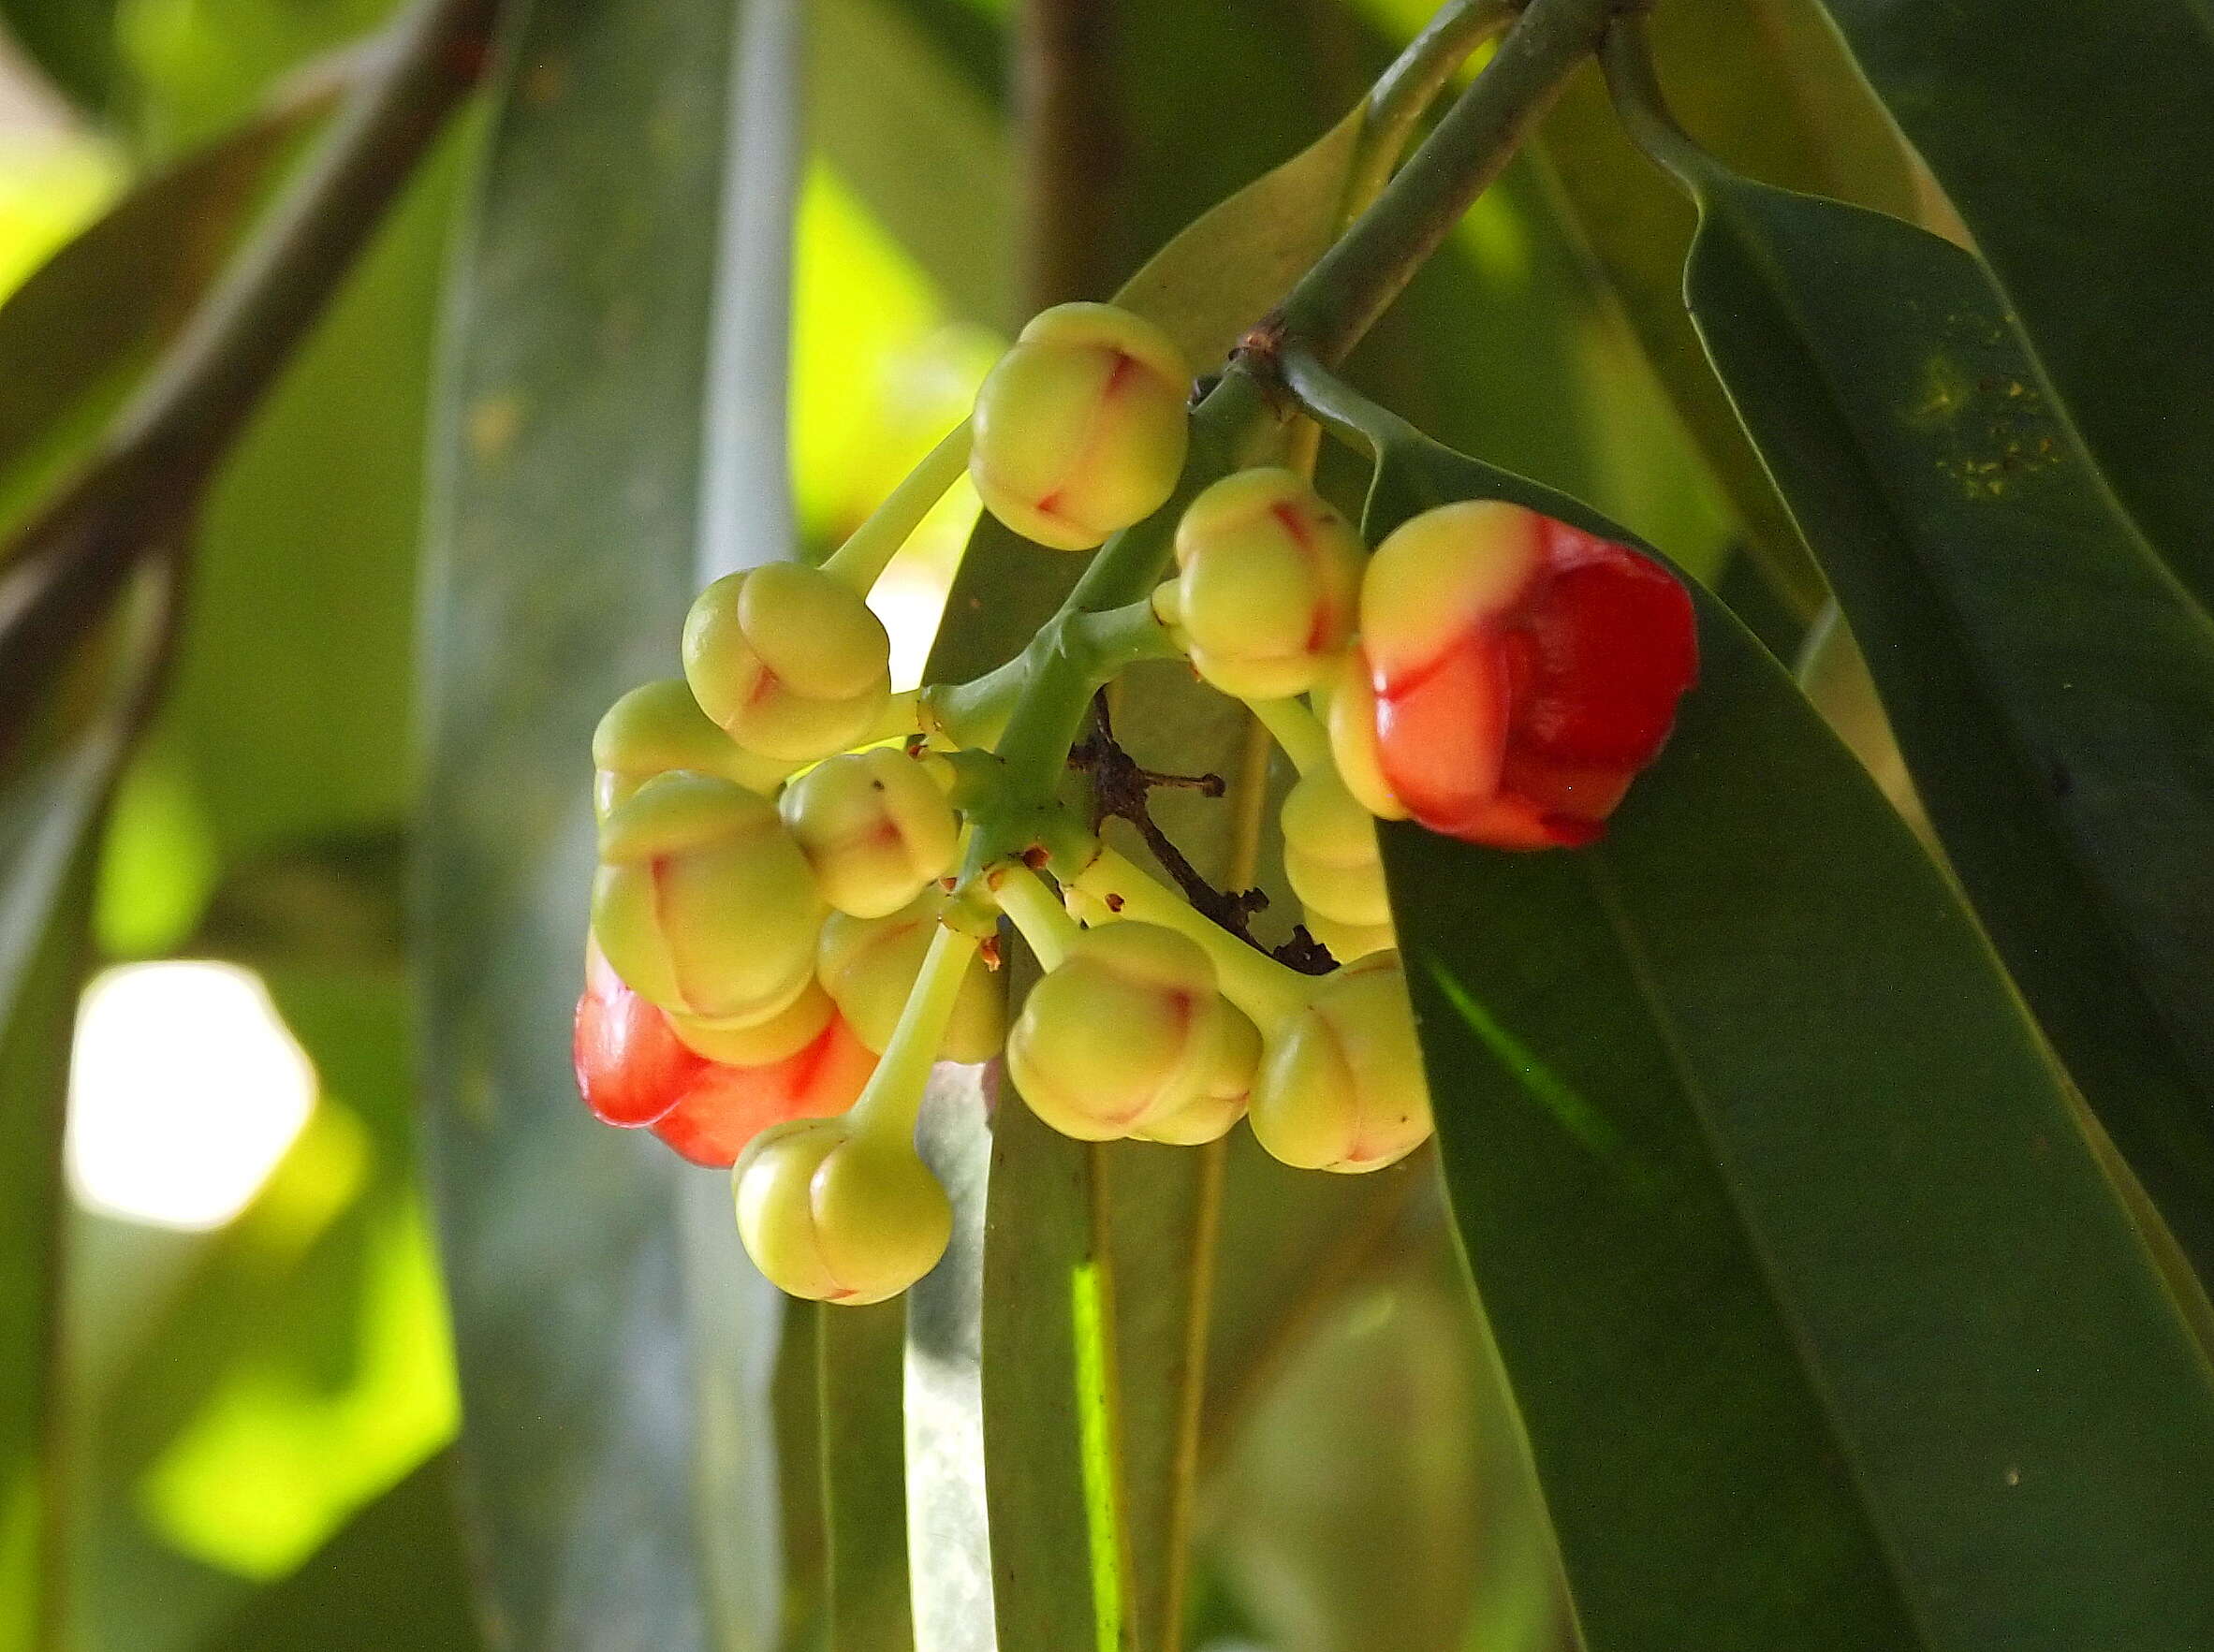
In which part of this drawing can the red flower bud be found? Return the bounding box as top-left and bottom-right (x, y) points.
(573, 943), (874, 1163)
(650, 1017), (876, 1168)
(573, 942), (707, 1127)
(1357, 501), (1695, 850)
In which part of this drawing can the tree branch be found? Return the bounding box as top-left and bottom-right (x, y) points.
(0, 0), (498, 764)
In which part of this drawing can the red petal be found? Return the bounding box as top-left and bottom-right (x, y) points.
(651, 1016), (877, 1168)
(1373, 621), (1512, 833)
(1514, 520), (1698, 768)
(573, 958), (706, 1128)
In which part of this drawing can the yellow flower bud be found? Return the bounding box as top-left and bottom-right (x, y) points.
(1006, 922), (1247, 1142)
(817, 892), (1005, 1064)
(1131, 999), (1262, 1146)
(667, 979), (837, 1067)
(1160, 468), (1364, 698)
(780, 747), (960, 918)
(592, 771), (825, 1024)
(970, 302), (1191, 551)
(682, 563), (892, 763)
(1300, 910), (1396, 966)
(1281, 768), (1391, 928)
(1250, 952), (1431, 1173)
(734, 1119), (952, 1304)
(593, 680), (795, 815)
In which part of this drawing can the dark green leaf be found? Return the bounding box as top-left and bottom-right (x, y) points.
(1530, 0), (1922, 619)
(1811, 0), (2214, 609)
(417, 0), (794, 1642)
(1368, 435), (2214, 1650)
(1674, 169), (2214, 1279)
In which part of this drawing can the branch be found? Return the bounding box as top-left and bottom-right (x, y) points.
(1277, 0), (1628, 363)
(0, 0), (498, 764)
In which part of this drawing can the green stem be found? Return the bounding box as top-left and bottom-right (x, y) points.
(1242, 694), (1331, 777)
(1347, 0), (1517, 214)
(1595, 16), (1731, 198)
(847, 923), (981, 1142)
(991, 863), (1083, 971)
(1278, 342), (1430, 458)
(820, 420), (975, 592)
(1059, 845), (1314, 1033)
(1279, 0), (1628, 365)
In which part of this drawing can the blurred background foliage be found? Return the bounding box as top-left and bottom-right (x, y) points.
(0, 0), (2079, 1648)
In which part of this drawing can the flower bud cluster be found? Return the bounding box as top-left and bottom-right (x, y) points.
(567, 300), (1702, 1308)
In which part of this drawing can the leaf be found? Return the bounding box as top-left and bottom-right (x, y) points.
(925, 100), (1366, 687)
(1208, 1256), (1566, 1652)
(905, 1073), (996, 1652)
(1809, 0), (2214, 610)
(1670, 168), (2214, 1280)
(203, 1453), (484, 1652)
(1529, 0), (1923, 619)
(820, 1301), (915, 1651)
(0, 579), (171, 1652)
(809, 0), (1010, 329)
(0, 83), (331, 539)
(417, 0), (798, 1643)
(0, 0), (122, 112)
(1365, 433), (2214, 1650)
(162, 125), (462, 874)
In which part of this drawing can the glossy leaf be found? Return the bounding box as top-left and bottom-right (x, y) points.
(1811, 0), (2214, 610)
(416, 0), (791, 1642)
(1672, 167), (2214, 1278)
(1530, 0), (1921, 618)
(1363, 433), (2214, 1650)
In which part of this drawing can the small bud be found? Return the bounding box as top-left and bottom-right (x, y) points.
(572, 941), (704, 1127)
(1301, 910), (1396, 966)
(683, 563), (893, 763)
(1005, 922), (1247, 1141)
(1250, 952), (1431, 1174)
(734, 1119), (953, 1304)
(1358, 501), (1696, 849)
(971, 302), (1191, 550)
(592, 771), (825, 1024)
(817, 892), (1005, 1064)
(593, 680), (794, 815)
(781, 747), (960, 918)
(1131, 1000), (1262, 1146)
(667, 979), (836, 1067)
(1160, 468), (1363, 698)
(653, 1016), (876, 1168)
(1280, 768), (1390, 928)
